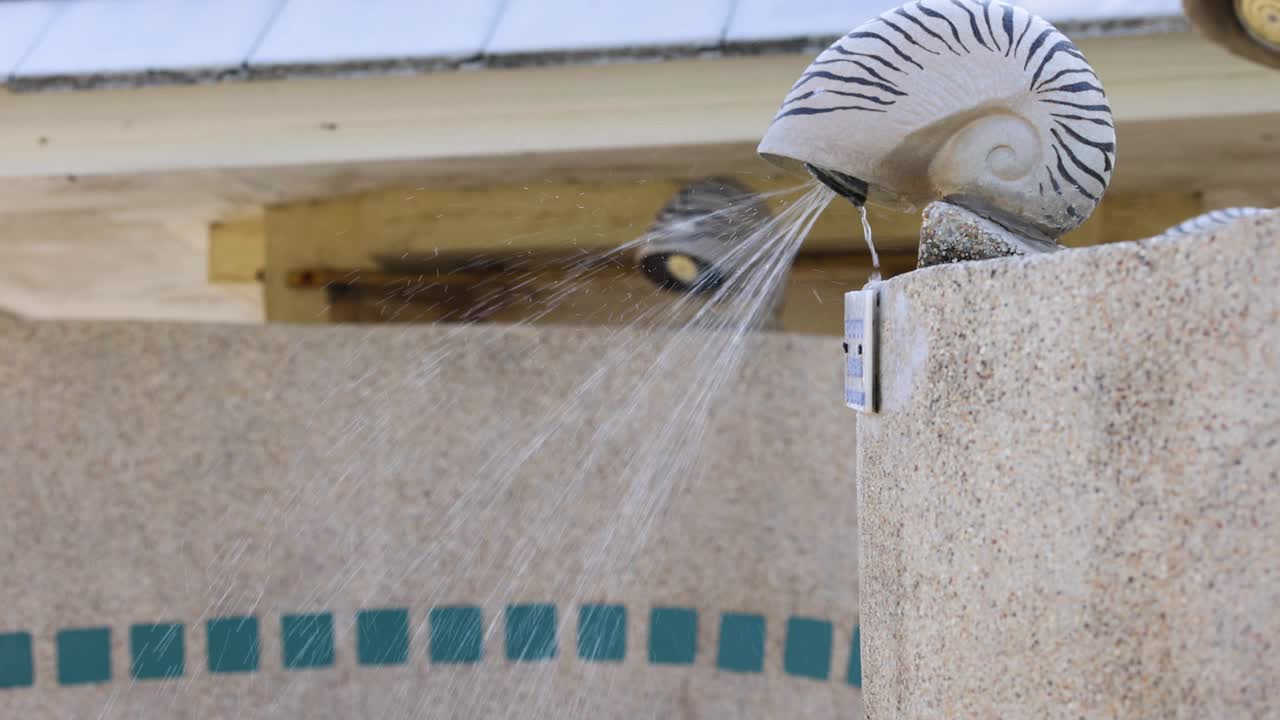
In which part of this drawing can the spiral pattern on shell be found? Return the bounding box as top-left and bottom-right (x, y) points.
(758, 0), (1117, 240)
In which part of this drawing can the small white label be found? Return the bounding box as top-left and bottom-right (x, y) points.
(844, 287), (878, 413)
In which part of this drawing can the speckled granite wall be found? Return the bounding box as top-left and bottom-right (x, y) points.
(857, 212), (1279, 718)
(0, 320), (859, 718)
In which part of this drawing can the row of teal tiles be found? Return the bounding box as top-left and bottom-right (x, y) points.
(0, 605), (862, 690)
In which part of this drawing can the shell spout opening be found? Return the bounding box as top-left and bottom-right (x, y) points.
(804, 164), (868, 207)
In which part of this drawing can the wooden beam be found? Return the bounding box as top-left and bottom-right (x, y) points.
(208, 215), (266, 283)
(2, 32), (1276, 181)
(262, 178), (920, 256)
(1201, 185), (1280, 211)
(1061, 191), (1203, 247)
(259, 178), (928, 322)
(3, 109), (1277, 224)
(263, 195), (352, 323)
(261, 178), (1211, 322)
(280, 249), (910, 331)
(1096, 191), (1203, 243)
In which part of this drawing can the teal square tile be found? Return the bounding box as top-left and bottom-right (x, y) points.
(0, 632), (34, 689)
(130, 623), (184, 681)
(577, 605), (625, 662)
(649, 607), (697, 665)
(357, 609), (409, 666)
(847, 626), (862, 688)
(282, 613), (334, 670)
(784, 617), (832, 680)
(505, 604), (556, 662)
(206, 617), (260, 674)
(429, 606), (482, 664)
(717, 613), (765, 674)
(57, 627), (111, 685)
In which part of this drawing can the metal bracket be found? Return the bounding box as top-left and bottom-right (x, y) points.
(844, 286), (879, 414)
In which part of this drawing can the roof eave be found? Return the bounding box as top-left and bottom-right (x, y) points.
(4, 15), (1189, 94)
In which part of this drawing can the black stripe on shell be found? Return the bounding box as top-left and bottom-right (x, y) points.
(1051, 128), (1109, 188)
(1034, 67), (1097, 91)
(1053, 120), (1115, 171)
(1045, 165), (1062, 194)
(975, 0), (999, 52)
(784, 89), (898, 107)
(846, 31), (926, 70)
(1040, 98), (1112, 113)
(773, 105), (889, 122)
(1001, 5), (1016, 56)
(895, 6), (961, 56)
(811, 57), (901, 86)
(878, 16), (942, 56)
(1052, 120), (1116, 154)
(1038, 81), (1106, 95)
(1052, 144), (1100, 201)
(1023, 27), (1056, 69)
(828, 44), (907, 73)
(792, 70), (908, 97)
(1013, 12), (1035, 55)
(951, 0), (991, 51)
(1051, 113), (1113, 129)
(916, 1), (970, 53)
(1030, 40), (1088, 89)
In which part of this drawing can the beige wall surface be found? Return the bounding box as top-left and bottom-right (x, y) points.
(0, 318), (859, 718)
(858, 213), (1279, 718)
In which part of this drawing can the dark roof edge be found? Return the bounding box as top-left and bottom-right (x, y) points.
(5, 15), (1189, 94)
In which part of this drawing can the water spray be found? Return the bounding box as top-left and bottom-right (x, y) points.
(635, 177), (773, 296)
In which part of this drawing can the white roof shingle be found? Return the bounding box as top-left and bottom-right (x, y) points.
(727, 0), (1184, 42)
(486, 0), (736, 55)
(3, 0), (1187, 87)
(14, 0), (284, 78)
(0, 1), (64, 77)
(727, 0), (898, 43)
(251, 0), (505, 67)
(1019, 0), (1184, 21)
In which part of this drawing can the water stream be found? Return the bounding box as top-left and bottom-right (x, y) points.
(248, 182), (840, 717)
(859, 205), (881, 283)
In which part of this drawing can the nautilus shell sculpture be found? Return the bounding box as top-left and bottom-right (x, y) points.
(759, 0), (1116, 242)
(635, 177), (772, 294)
(1156, 207), (1274, 239)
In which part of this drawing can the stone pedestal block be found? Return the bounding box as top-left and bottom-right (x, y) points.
(857, 212), (1279, 718)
